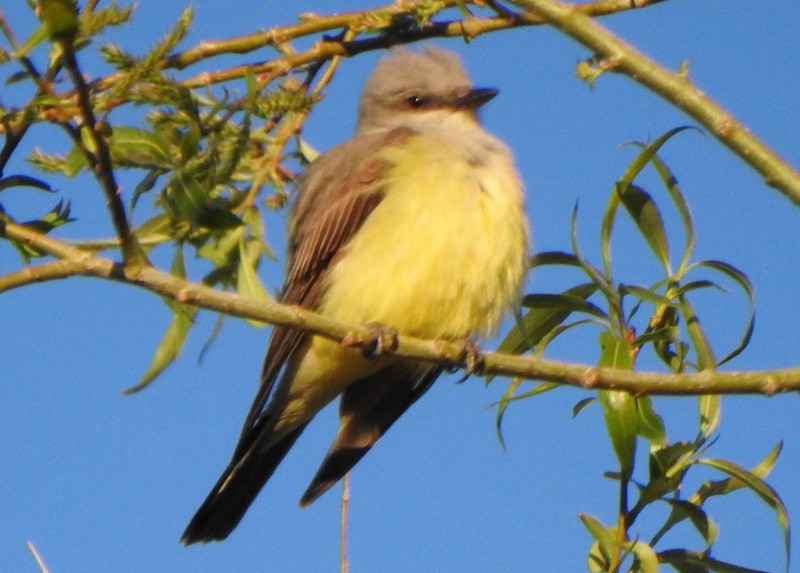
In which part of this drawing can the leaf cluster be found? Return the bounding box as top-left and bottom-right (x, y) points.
(494, 129), (785, 572)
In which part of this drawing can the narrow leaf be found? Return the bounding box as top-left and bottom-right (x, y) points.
(622, 539), (659, 573)
(618, 183), (671, 272)
(648, 151), (696, 275)
(109, 126), (172, 168)
(659, 549), (771, 573)
(580, 514), (616, 570)
(521, 293), (608, 319)
(693, 259), (756, 366)
(530, 250), (583, 268)
(636, 396), (666, 448)
(598, 332), (637, 476)
(699, 457), (790, 567)
(573, 397), (596, 417)
(0, 175), (53, 193)
(124, 248), (195, 394)
(236, 238), (272, 327)
(496, 283), (597, 354)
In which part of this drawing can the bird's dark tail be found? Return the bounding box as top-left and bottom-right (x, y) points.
(299, 366), (440, 507)
(181, 424), (306, 544)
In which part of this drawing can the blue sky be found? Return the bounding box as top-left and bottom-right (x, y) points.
(2, 1), (799, 571)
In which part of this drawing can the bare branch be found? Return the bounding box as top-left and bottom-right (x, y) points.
(3, 219), (800, 397)
(511, 0), (800, 205)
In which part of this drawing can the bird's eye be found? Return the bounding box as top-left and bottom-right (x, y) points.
(406, 95), (425, 108)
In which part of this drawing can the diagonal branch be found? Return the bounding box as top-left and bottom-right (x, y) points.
(2, 219), (800, 396)
(58, 37), (149, 273)
(511, 0), (800, 206)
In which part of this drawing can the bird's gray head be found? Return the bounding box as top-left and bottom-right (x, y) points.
(356, 46), (498, 133)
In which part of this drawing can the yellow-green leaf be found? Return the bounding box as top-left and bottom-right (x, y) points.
(618, 183), (671, 272)
(598, 332), (637, 476)
(125, 248), (195, 394)
(699, 457), (790, 568)
(37, 0), (79, 41)
(237, 238), (272, 328)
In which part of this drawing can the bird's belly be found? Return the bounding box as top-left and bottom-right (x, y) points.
(319, 135), (529, 340)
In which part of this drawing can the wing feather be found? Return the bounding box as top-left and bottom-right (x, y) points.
(235, 128), (413, 451)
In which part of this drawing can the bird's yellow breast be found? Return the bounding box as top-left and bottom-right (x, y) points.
(319, 132), (529, 340)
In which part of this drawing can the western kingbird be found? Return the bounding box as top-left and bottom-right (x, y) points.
(182, 46), (529, 544)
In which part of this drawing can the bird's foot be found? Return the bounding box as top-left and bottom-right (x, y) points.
(342, 322), (399, 359)
(449, 339), (486, 381)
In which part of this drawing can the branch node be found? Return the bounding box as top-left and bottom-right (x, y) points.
(762, 376), (780, 396)
(584, 367), (600, 388)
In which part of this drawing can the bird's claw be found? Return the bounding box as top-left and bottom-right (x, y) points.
(341, 322), (399, 359)
(449, 339), (486, 381)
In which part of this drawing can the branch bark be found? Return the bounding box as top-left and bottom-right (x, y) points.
(511, 0), (800, 206)
(2, 219), (799, 397)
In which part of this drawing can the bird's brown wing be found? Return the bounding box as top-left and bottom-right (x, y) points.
(234, 129), (412, 452)
(182, 128), (412, 544)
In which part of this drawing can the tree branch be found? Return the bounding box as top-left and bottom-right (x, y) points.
(163, 0), (666, 72)
(511, 0), (800, 206)
(2, 219), (799, 396)
(0, 260), (83, 292)
(59, 37), (149, 272)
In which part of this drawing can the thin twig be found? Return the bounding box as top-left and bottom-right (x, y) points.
(77, 0), (667, 92)
(26, 541), (50, 573)
(58, 37), (149, 272)
(340, 472), (350, 573)
(0, 259), (84, 292)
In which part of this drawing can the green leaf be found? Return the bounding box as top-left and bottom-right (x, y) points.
(64, 144), (88, 177)
(661, 499), (718, 547)
(618, 127), (695, 192)
(699, 457), (791, 568)
(494, 379), (559, 449)
(243, 205), (276, 260)
(572, 397), (596, 417)
(124, 248), (195, 394)
(530, 250), (583, 268)
(170, 171), (242, 230)
(37, 0), (80, 41)
(692, 259), (755, 366)
(622, 539), (659, 573)
(621, 283), (676, 307)
(601, 127), (693, 279)
(0, 175), (53, 193)
(580, 514), (616, 572)
(109, 126), (172, 168)
(296, 136), (319, 163)
(650, 441), (697, 481)
(647, 151), (696, 275)
(598, 332), (637, 476)
(698, 394), (720, 438)
(618, 183), (671, 272)
(672, 285), (712, 369)
(520, 293), (608, 319)
(236, 238), (273, 328)
(636, 396), (666, 448)
(496, 283), (597, 355)
(659, 549), (772, 573)
(13, 25), (49, 58)
(134, 213), (173, 246)
(677, 295), (720, 436)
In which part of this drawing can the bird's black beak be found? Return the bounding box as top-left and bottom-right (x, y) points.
(456, 87), (499, 109)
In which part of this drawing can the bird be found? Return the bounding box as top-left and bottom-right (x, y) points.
(181, 45), (530, 544)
